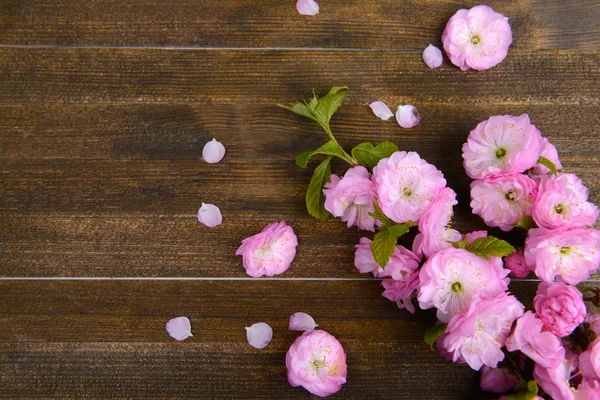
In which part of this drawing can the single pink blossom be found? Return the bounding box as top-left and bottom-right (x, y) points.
(166, 317), (193, 341)
(235, 221), (298, 277)
(532, 173), (599, 230)
(442, 5), (512, 71)
(372, 151), (446, 224)
(423, 44), (443, 69)
(289, 312), (318, 331)
(525, 227), (600, 285)
(395, 105), (420, 128)
(323, 166), (380, 231)
(586, 313), (600, 337)
(296, 0), (319, 16)
(506, 311), (565, 368)
(462, 114), (543, 179)
(413, 187), (461, 258)
(529, 137), (563, 179)
(480, 366), (518, 393)
(197, 203), (222, 227)
(504, 248), (531, 278)
(580, 338), (600, 382)
(245, 322), (273, 349)
(202, 138), (226, 163)
(381, 272), (420, 313)
(418, 247), (509, 323)
(369, 101), (394, 121)
(443, 293), (524, 370)
(286, 330), (347, 397)
(354, 237), (420, 280)
(470, 174), (537, 231)
(576, 380), (600, 399)
(534, 282), (586, 337)
(534, 348), (578, 400)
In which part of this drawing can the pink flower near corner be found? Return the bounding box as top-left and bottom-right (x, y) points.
(286, 329), (347, 397)
(580, 338), (600, 382)
(354, 237), (420, 280)
(381, 272), (420, 313)
(504, 248), (531, 279)
(235, 221), (298, 277)
(534, 281), (586, 337)
(442, 5), (512, 71)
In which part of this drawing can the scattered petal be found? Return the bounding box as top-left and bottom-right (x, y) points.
(422, 44), (443, 69)
(197, 203), (222, 227)
(202, 138), (226, 164)
(296, 0), (319, 16)
(246, 322), (273, 349)
(289, 312), (318, 331)
(395, 105), (420, 128)
(369, 101), (394, 121)
(166, 317), (193, 341)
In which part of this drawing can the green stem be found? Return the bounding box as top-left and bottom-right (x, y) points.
(323, 126), (358, 166)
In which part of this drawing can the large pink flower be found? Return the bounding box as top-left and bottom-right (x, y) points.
(235, 221), (298, 277)
(442, 5), (512, 71)
(580, 338), (600, 382)
(470, 174), (537, 231)
(534, 348), (577, 400)
(418, 247), (509, 323)
(443, 293), (524, 370)
(480, 365), (518, 394)
(413, 187), (462, 258)
(534, 282), (586, 337)
(381, 272), (420, 314)
(462, 114), (543, 179)
(525, 227), (600, 285)
(354, 237), (420, 280)
(323, 166), (380, 232)
(286, 329), (347, 397)
(532, 173), (599, 230)
(529, 137), (563, 179)
(372, 151), (446, 224)
(506, 311), (565, 368)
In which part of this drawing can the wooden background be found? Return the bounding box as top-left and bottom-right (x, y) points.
(1, 1), (599, 398)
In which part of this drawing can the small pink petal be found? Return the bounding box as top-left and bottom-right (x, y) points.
(166, 317), (193, 341)
(423, 44), (443, 69)
(369, 101), (394, 121)
(288, 312), (318, 331)
(396, 105), (421, 128)
(296, 0), (319, 16)
(202, 138), (225, 164)
(198, 203), (222, 227)
(245, 322), (273, 349)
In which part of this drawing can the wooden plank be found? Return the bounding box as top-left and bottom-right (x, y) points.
(0, 48), (599, 106)
(0, 1), (598, 50)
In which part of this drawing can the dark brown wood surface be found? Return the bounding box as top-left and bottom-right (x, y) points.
(0, 1), (599, 398)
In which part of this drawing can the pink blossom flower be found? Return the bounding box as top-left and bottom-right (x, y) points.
(532, 173), (599, 230)
(413, 187), (461, 258)
(372, 151), (446, 224)
(324, 166), (380, 231)
(443, 293), (524, 370)
(576, 380), (600, 399)
(235, 221), (298, 277)
(286, 330), (347, 397)
(296, 0), (319, 16)
(480, 366), (518, 393)
(534, 348), (578, 400)
(395, 105), (421, 128)
(423, 44), (443, 69)
(506, 311), (565, 368)
(354, 237), (420, 280)
(586, 313), (600, 337)
(462, 114), (543, 179)
(530, 137), (563, 179)
(580, 338), (600, 382)
(381, 272), (420, 313)
(418, 247), (509, 323)
(369, 101), (394, 121)
(442, 5), (512, 71)
(525, 227), (600, 285)
(470, 174), (537, 231)
(534, 282), (586, 337)
(505, 248), (531, 278)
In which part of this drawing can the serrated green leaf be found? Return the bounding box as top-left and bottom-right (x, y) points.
(296, 140), (345, 168)
(505, 380), (539, 400)
(312, 87), (348, 133)
(386, 221), (413, 237)
(424, 324), (447, 350)
(308, 93), (318, 113)
(278, 102), (318, 121)
(450, 239), (468, 249)
(370, 229), (397, 268)
(538, 156), (558, 176)
(328, 86), (349, 95)
(466, 236), (516, 260)
(351, 141), (399, 168)
(306, 157), (332, 221)
(369, 200), (394, 227)
(515, 215), (535, 231)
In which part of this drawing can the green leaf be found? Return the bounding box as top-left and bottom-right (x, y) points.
(296, 140), (345, 168)
(424, 324), (447, 350)
(515, 215), (535, 231)
(306, 157), (332, 221)
(370, 229), (398, 268)
(369, 200), (394, 227)
(328, 86), (350, 95)
(538, 156), (558, 175)
(450, 239), (468, 249)
(277, 102), (318, 121)
(505, 380), (539, 400)
(312, 87), (349, 133)
(351, 141), (399, 168)
(466, 236), (516, 260)
(386, 221), (414, 237)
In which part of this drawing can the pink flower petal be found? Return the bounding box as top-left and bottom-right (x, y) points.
(245, 322), (273, 349)
(202, 138), (225, 164)
(369, 101), (394, 121)
(197, 203), (222, 227)
(166, 316), (193, 341)
(296, 0), (319, 16)
(423, 44), (443, 69)
(395, 105), (420, 128)
(289, 312), (318, 331)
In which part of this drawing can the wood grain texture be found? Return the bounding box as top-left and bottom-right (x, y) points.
(0, 0), (599, 50)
